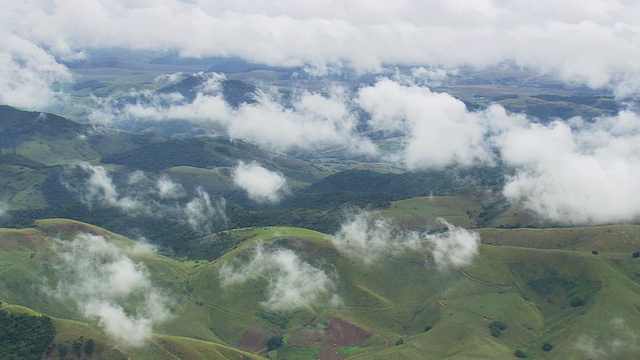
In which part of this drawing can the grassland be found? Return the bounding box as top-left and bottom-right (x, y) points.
(382, 195), (484, 229)
(0, 219), (638, 358)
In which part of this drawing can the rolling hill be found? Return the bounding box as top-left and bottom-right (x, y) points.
(0, 218), (639, 359)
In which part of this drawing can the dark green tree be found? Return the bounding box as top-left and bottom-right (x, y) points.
(58, 344), (68, 359)
(84, 339), (95, 356)
(514, 349), (527, 358)
(570, 297), (585, 307)
(72, 336), (83, 357)
(266, 335), (283, 351)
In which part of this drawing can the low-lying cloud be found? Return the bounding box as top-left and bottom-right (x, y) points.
(427, 218), (481, 268)
(184, 187), (227, 233)
(232, 161), (288, 203)
(63, 162), (226, 232)
(357, 79), (493, 168)
(575, 318), (639, 359)
(117, 81), (377, 156)
(355, 80), (640, 225)
(50, 233), (171, 347)
(498, 112), (640, 224)
(66, 162), (144, 213)
(156, 175), (185, 199)
(333, 210), (421, 264)
(0, 33), (72, 110)
(219, 244), (339, 311)
(74, 74), (640, 226)
(333, 210), (480, 267)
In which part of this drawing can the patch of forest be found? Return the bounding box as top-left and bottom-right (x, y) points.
(0, 307), (56, 359)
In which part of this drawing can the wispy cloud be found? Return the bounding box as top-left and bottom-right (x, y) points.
(427, 218), (480, 268)
(65, 162), (144, 213)
(333, 209), (421, 264)
(49, 233), (172, 347)
(575, 318), (639, 359)
(63, 162), (226, 232)
(184, 187), (227, 233)
(219, 243), (340, 311)
(333, 209), (480, 267)
(156, 175), (185, 199)
(115, 83), (377, 155)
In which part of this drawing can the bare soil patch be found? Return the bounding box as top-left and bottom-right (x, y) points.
(236, 328), (271, 354)
(319, 317), (373, 360)
(289, 329), (325, 348)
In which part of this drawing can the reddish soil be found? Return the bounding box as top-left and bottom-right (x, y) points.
(236, 328), (271, 354)
(289, 329), (325, 348)
(318, 317), (373, 360)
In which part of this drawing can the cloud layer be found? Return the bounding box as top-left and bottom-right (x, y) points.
(4, 0), (640, 91)
(50, 233), (171, 347)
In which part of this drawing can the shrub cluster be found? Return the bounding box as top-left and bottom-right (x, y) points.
(489, 321), (507, 337)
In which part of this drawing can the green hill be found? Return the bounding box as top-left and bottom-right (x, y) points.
(0, 219), (639, 359)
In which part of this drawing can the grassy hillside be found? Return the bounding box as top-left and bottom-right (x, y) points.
(1, 219), (639, 358)
(2, 301), (263, 360)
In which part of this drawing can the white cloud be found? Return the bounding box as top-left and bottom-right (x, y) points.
(354, 80), (640, 225)
(116, 84), (377, 155)
(50, 233), (172, 347)
(219, 243), (339, 311)
(497, 111), (640, 224)
(427, 218), (480, 268)
(5, 1), (640, 91)
(227, 88), (376, 154)
(0, 33), (72, 109)
(357, 79), (493, 168)
(72, 74), (640, 227)
(575, 318), (638, 359)
(333, 210), (480, 267)
(333, 209), (421, 264)
(66, 162), (144, 213)
(183, 187), (227, 232)
(232, 161), (288, 203)
(63, 163), (226, 231)
(156, 175), (185, 199)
